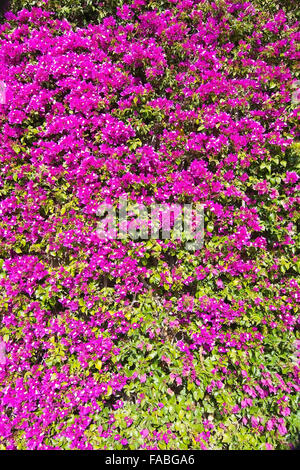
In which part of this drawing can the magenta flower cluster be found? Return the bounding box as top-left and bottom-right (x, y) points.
(0, 1), (299, 450)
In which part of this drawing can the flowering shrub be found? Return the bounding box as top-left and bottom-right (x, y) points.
(0, 1), (299, 450)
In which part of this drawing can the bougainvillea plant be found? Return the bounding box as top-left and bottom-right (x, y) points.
(0, 0), (299, 450)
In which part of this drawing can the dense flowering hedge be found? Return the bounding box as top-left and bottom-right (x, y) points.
(0, 0), (299, 450)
